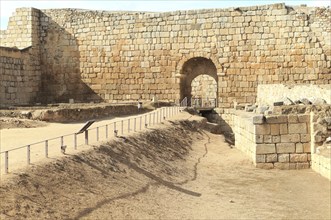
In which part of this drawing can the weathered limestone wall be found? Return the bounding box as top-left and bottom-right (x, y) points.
(232, 111), (256, 162)
(36, 3), (331, 105)
(0, 8), (41, 106)
(257, 84), (331, 106)
(0, 47), (40, 106)
(0, 4), (330, 107)
(233, 111), (311, 169)
(0, 8), (40, 49)
(191, 74), (217, 99)
(310, 110), (331, 180)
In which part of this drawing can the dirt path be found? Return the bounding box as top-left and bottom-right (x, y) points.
(0, 113), (330, 219)
(79, 132), (331, 220)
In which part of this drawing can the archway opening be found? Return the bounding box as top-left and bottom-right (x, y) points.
(191, 74), (217, 107)
(179, 57), (218, 107)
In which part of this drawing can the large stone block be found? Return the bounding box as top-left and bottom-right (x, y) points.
(303, 143), (311, 153)
(288, 123), (307, 134)
(296, 162), (310, 169)
(266, 154), (278, 162)
(265, 115), (288, 124)
(300, 134), (310, 143)
(274, 162), (290, 170)
(281, 134), (300, 143)
(256, 144), (276, 154)
(256, 154), (266, 163)
(276, 143), (295, 153)
(279, 124), (288, 134)
(278, 153), (290, 162)
(270, 124), (280, 135)
(272, 135), (281, 143)
(296, 143), (303, 153)
(256, 163), (274, 169)
(255, 135), (264, 143)
(255, 124), (271, 135)
(290, 153), (308, 162)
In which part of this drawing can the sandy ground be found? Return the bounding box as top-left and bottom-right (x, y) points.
(0, 112), (330, 219)
(0, 107), (177, 177)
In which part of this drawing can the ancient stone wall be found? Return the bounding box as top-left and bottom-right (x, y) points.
(233, 110), (312, 169)
(0, 8), (41, 106)
(191, 74), (217, 99)
(36, 3), (330, 105)
(0, 4), (330, 107)
(0, 47), (40, 106)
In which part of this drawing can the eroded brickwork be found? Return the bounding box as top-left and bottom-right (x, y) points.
(0, 4), (330, 107)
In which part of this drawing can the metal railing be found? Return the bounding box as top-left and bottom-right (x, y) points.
(180, 97), (188, 107)
(0, 106), (182, 175)
(191, 98), (216, 108)
(180, 97), (217, 108)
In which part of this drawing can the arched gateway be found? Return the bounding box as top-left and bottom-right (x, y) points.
(179, 57), (218, 108)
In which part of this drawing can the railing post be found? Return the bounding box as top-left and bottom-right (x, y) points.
(74, 134), (77, 150)
(114, 122), (117, 137)
(27, 145), (30, 165)
(106, 125), (108, 139)
(5, 151), (8, 174)
(61, 136), (64, 147)
(153, 112), (155, 125)
(97, 127), (99, 141)
(140, 116), (142, 130)
(45, 140), (49, 158)
(134, 118), (136, 132)
(149, 113), (151, 126)
(85, 130), (89, 145)
(145, 115), (148, 128)
(121, 120), (124, 135)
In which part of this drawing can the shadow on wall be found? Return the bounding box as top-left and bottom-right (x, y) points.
(203, 110), (234, 144)
(39, 12), (102, 104)
(187, 108), (235, 145)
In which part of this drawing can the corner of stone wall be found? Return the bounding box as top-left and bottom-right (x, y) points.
(233, 111), (312, 170)
(0, 7), (41, 106)
(310, 110), (331, 180)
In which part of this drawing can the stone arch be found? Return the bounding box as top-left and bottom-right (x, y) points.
(175, 53), (221, 78)
(179, 57), (218, 103)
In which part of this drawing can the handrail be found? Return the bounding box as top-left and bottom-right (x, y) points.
(0, 106), (181, 174)
(180, 97), (188, 107)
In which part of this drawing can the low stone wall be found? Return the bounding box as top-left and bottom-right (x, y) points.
(232, 111), (256, 162)
(310, 110), (331, 180)
(233, 110), (311, 169)
(311, 152), (331, 180)
(254, 113), (311, 169)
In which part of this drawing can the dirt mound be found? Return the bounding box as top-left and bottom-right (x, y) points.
(0, 119), (205, 219)
(0, 117), (48, 130)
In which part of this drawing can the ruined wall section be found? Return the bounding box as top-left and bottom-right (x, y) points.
(0, 47), (40, 105)
(38, 4), (331, 105)
(0, 8), (41, 106)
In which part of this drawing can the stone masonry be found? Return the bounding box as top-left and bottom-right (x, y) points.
(0, 3), (330, 108)
(234, 111), (312, 169)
